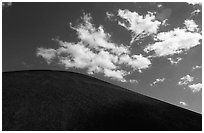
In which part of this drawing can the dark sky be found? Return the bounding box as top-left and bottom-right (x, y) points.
(2, 2), (202, 113)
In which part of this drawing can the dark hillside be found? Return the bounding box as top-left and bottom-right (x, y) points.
(2, 70), (202, 131)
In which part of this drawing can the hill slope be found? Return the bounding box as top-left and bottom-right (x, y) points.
(2, 70), (202, 131)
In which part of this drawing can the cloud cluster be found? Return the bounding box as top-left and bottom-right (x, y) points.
(188, 83), (202, 93)
(144, 27), (202, 57)
(117, 9), (161, 43)
(37, 13), (151, 82)
(150, 78), (165, 86)
(178, 75), (194, 85)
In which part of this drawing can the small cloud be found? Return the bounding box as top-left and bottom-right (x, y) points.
(150, 78), (165, 86)
(178, 75), (194, 86)
(191, 9), (201, 17)
(117, 9), (161, 44)
(168, 57), (182, 65)
(157, 4), (163, 8)
(129, 79), (138, 84)
(36, 48), (56, 64)
(186, 1), (202, 6)
(192, 65), (202, 71)
(184, 19), (199, 32)
(104, 69), (128, 82)
(106, 11), (114, 20)
(188, 83), (202, 92)
(179, 101), (188, 106)
(118, 54), (151, 73)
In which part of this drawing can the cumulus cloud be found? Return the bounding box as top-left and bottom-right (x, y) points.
(178, 75), (194, 86)
(37, 13), (152, 82)
(150, 78), (165, 86)
(192, 65), (202, 71)
(179, 101), (188, 106)
(188, 83), (202, 92)
(168, 57), (182, 65)
(106, 11), (114, 20)
(117, 9), (161, 43)
(184, 19), (199, 32)
(144, 27), (202, 57)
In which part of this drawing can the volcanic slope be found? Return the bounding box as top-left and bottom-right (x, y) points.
(2, 70), (202, 131)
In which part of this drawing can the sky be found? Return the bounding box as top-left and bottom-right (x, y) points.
(2, 2), (202, 113)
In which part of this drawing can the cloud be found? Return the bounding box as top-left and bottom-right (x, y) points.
(36, 48), (56, 64)
(190, 9), (201, 17)
(104, 69), (128, 82)
(144, 27), (202, 57)
(37, 12), (152, 82)
(184, 19), (199, 32)
(192, 65), (202, 71)
(106, 11), (114, 20)
(150, 78), (165, 86)
(179, 101), (188, 106)
(188, 83), (202, 92)
(129, 79), (138, 84)
(186, 1), (202, 5)
(117, 9), (161, 44)
(118, 54), (151, 72)
(157, 4), (163, 8)
(168, 57), (182, 65)
(178, 75), (194, 86)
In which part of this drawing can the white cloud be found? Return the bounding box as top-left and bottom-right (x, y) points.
(191, 9), (201, 16)
(157, 4), (163, 8)
(36, 48), (56, 64)
(192, 65), (202, 71)
(186, 1), (202, 5)
(129, 79), (138, 84)
(188, 83), (202, 92)
(178, 75), (194, 86)
(179, 101), (188, 106)
(144, 27), (202, 57)
(118, 54), (151, 72)
(106, 11), (114, 20)
(117, 9), (161, 44)
(168, 57), (182, 65)
(184, 19), (199, 32)
(36, 12), (152, 82)
(69, 13), (130, 55)
(104, 69), (128, 82)
(150, 78), (165, 86)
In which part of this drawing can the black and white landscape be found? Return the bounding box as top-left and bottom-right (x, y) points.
(2, 2), (202, 131)
(2, 70), (202, 130)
